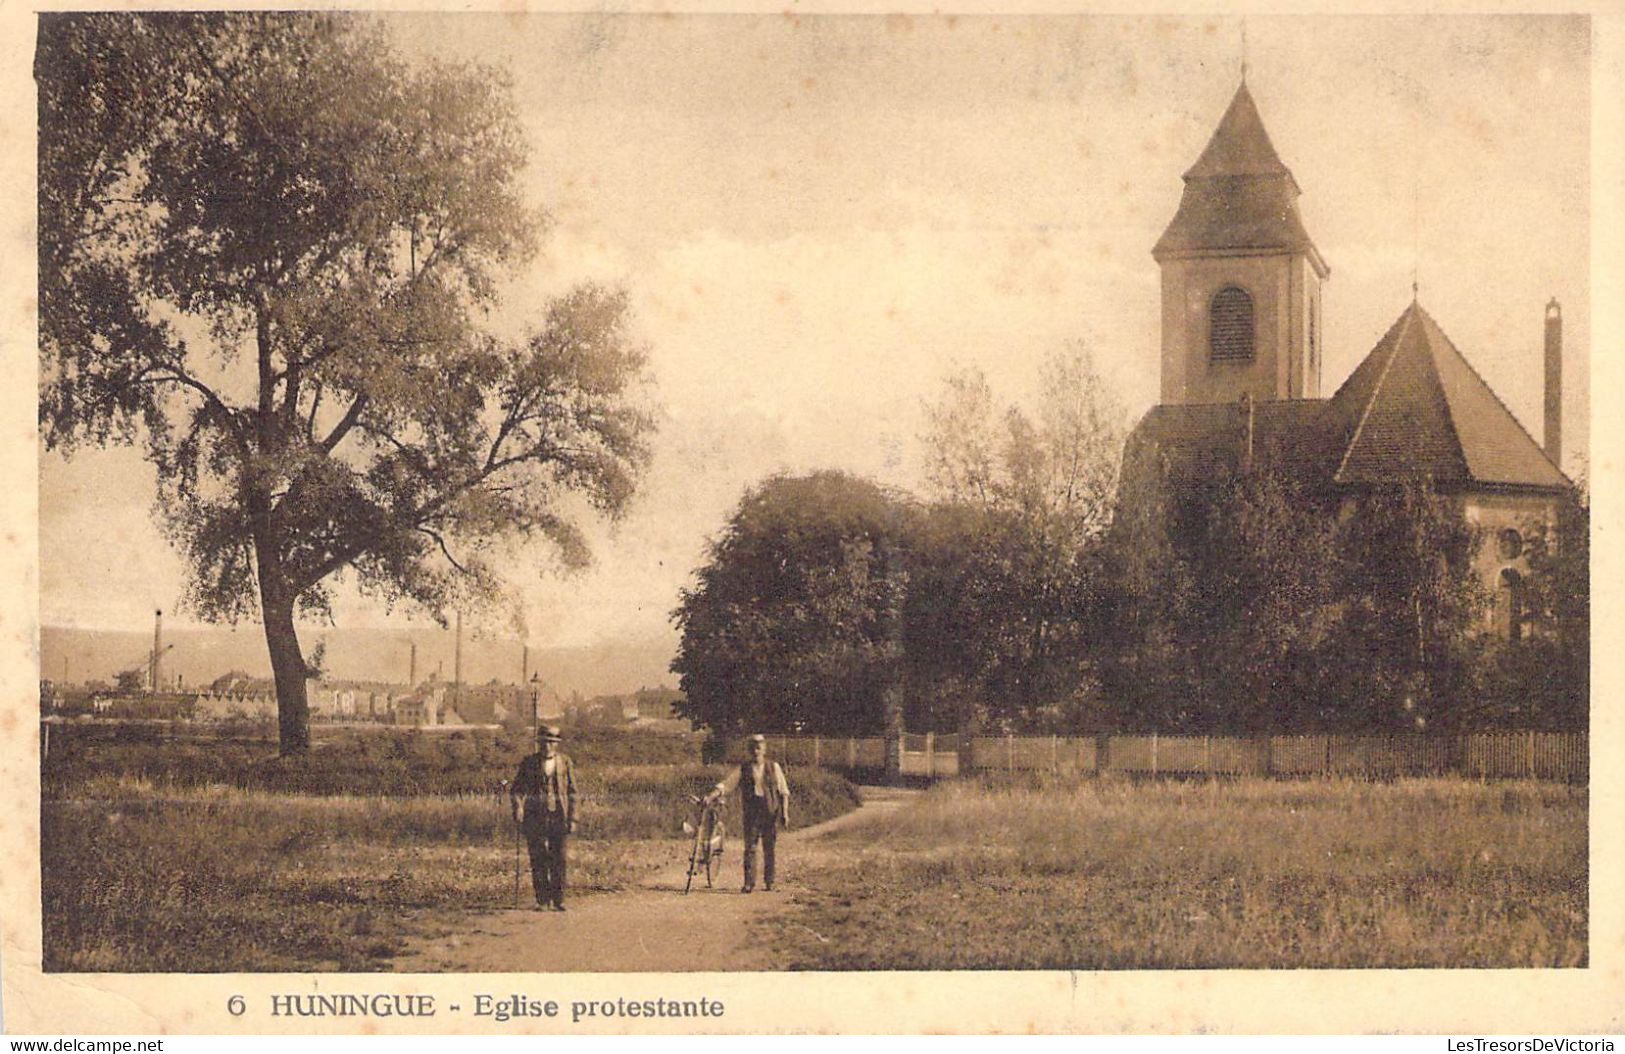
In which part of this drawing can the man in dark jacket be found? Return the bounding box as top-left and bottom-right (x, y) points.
(509, 724), (577, 911)
(704, 734), (790, 893)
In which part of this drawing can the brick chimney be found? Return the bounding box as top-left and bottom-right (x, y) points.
(1544, 298), (1562, 465)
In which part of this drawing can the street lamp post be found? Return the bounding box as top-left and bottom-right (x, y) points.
(529, 672), (542, 738)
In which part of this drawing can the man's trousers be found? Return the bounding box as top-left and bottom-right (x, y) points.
(741, 800), (777, 891)
(522, 811), (568, 907)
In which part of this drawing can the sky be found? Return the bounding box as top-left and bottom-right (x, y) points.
(37, 13), (1592, 656)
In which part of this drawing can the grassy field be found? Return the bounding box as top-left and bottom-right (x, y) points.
(42, 723), (705, 797)
(764, 777), (1587, 970)
(41, 729), (861, 972)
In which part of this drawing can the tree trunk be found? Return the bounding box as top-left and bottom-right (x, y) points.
(262, 591), (311, 756)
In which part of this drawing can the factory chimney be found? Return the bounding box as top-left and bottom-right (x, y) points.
(150, 609), (163, 694)
(1544, 298), (1562, 465)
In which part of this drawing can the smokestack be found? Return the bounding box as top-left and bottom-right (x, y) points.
(1544, 298), (1562, 465)
(409, 642), (417, 688)
(521, 644), (528, 687)
(150, 610), (163, 694)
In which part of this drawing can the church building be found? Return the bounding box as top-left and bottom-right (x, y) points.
(1122, 80), (1574, 641)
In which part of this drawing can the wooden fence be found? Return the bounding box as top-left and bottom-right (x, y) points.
(733, 731), (1587, 783)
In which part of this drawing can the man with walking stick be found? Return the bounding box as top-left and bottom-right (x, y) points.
(509, 725), (577, 911)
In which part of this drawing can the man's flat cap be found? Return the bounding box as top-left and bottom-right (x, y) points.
(538, 724), (563, 741)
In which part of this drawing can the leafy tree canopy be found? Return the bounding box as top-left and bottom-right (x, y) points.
(39, 13), (655, 753)
(671, 472), (914, 737)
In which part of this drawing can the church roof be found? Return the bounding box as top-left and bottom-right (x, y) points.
(1153, 83), (1328, 276)
(1326, 301), (1569, 490)
(1126, 399), (1335, 483)
(1127, 301), (1570, 495)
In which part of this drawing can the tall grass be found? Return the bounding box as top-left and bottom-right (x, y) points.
(42, 724), (708, 797)
(42, 764), (860, 971)
(771, 777), (1586, 970)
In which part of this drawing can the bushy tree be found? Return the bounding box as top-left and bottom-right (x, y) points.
(1098, 459), (1346, 732)
(39, 13), (654, 753)
(671, 473), (913, 736)
(916, 347), (1124, 727)
(1092, 443), (1198, 730)
(1182, 470), (1347, 732)
(1102, 465), (1490, 733)
(1332, 479), (1485, 730)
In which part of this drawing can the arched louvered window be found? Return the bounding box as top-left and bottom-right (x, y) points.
(1209, 286), (1255, 362)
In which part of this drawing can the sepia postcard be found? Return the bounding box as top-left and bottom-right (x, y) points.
(2, 0), (1622, 1037)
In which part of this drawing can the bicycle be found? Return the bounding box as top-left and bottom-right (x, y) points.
(682, 794), (726, 893)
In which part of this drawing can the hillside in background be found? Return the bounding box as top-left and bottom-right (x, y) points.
(40, 624), (677, 698)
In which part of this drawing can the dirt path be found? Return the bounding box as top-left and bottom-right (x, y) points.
(389, 787), (916, 972)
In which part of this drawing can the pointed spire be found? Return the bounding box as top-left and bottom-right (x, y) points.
(1182, 82), (1294, 183)
(1154, 82), (1326, 276)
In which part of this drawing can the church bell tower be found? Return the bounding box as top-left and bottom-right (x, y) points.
(1153, 82), (1329, 405)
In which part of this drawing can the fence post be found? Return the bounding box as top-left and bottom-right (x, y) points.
(813, 735), (821, 769)
(1526, 730), (1537, 779)
(1203, 735), (1211, 778)
(1151, 732), (1159, 779)
(848, 737), (857, 769)
(1007, 732), (1014, 775)
(925, 731), (935, 779)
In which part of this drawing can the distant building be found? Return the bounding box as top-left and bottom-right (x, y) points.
(194, 689), (276, 723)
(394, 696), (435, 726)
(633, 687), (685, 720)
(449, 682), (534, 725)
(94, 691), (198, 721)
(566, 694), (637, 726)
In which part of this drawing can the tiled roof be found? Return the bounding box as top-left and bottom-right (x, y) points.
(1329, 301), (1568, 489)
(1153, 83), (1327, 275)
(1128, 301), (1570, 494)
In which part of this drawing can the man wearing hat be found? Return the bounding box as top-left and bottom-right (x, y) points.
(509, 724), (577, 911)
(704, 734), (790, 893)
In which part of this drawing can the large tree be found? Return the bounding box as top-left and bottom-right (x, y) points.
(39, 13), (654, 753)
(671, 472), (913, 737)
